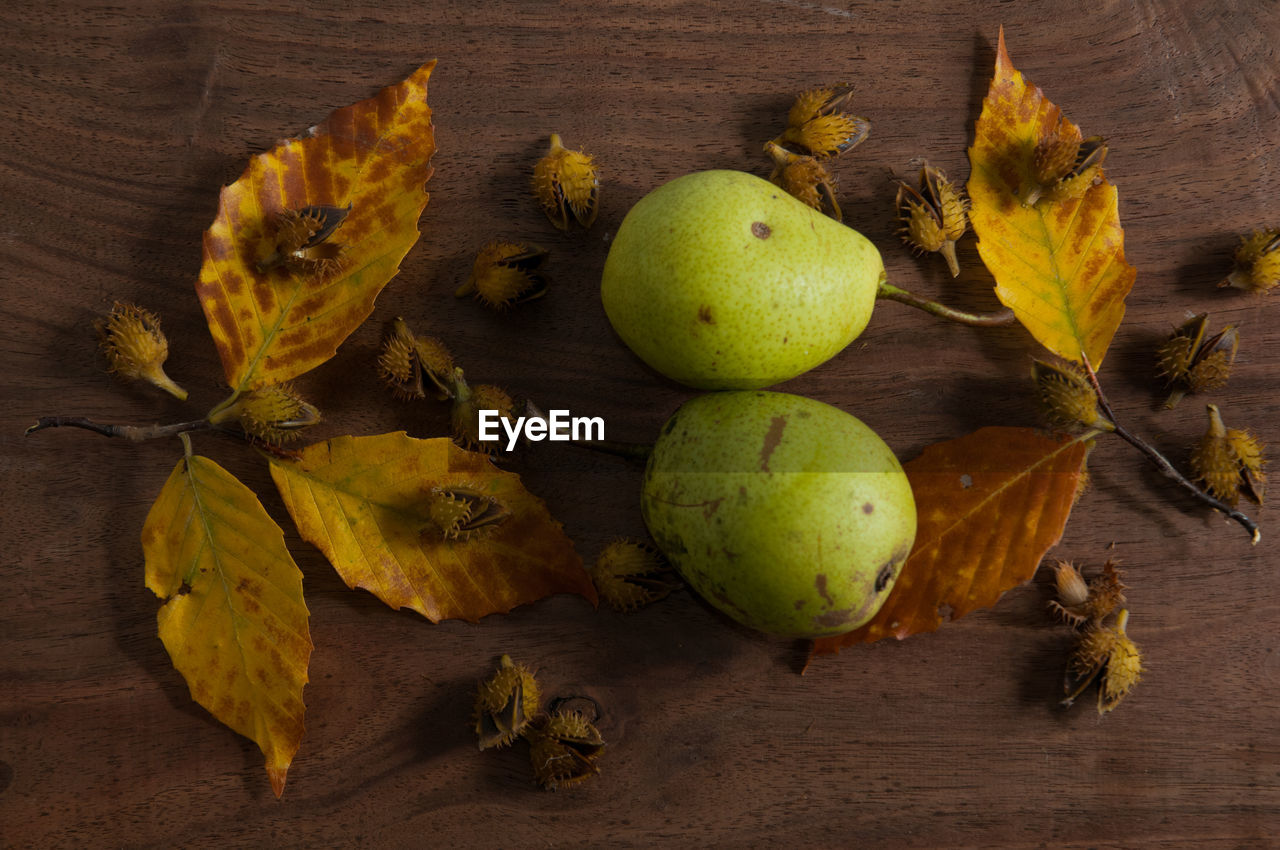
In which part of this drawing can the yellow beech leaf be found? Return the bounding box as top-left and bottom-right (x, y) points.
(269, 432), (597, 622)
(142, 444), (312, 798)
(196, 61), (437, 395)
(968, 30), (1134, 367)
(809, 427), (1090, 662)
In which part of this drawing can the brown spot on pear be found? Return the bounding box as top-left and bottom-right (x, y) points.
(641, 391), (916, 638)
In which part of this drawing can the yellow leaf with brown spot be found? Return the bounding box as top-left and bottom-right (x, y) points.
(968, 30), (1134, 367)
(143, 449), (312, 798)
(269, 432), (597, 622)
(809, 427), (1090, 661)
(196, 61), (436, 394)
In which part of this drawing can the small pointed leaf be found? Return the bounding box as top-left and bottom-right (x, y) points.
(142, 452), (312, 798)
(967, 30), (1134, 367)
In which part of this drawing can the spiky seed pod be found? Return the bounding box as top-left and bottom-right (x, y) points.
(777, 87), (869, 158)
(589, 540), (679, 612)
(423, 486), (510, 541)
(1050, 559), (1127, 628)
(1023, 124), (1108, 207)
(414, 336), (456, 399)
(1157, 314), (1238, 408)
(449, 370), (516, 452)
(764, 140), (841, 220)
(1063, 609), (1143, 715)
(1031, 119), (1083, 188)
(532, 134), (599, 231)
(897, 183), (945, 252)
(1085, 560), (1128, 622)
(526, 710), (605, 791)
(1045, 137), (1108, 204)
(257, 204), (351, 279)
(779, 113), (871, 159)
(377, 317), (419, 399)
(1156, 314), (1206, 385)
(473, 655), (541, 751)
(1222, 229), (1280, 293)
(214, 384), (320, 443)
(1191, 404), (1267, 507)
(1031, 359), (1113, 434)
(377, 317), (456, 401)
(896, 164), (968, 277)
(786, 86), (844, 129)
(96, 302), (188, 401)
(457, 241), (550, 310)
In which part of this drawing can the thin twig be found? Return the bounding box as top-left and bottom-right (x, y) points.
(1080, 354), (1259, 544)
(26, 417), (211, 441)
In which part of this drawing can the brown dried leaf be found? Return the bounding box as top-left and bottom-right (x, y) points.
(810, 427), (1091, 660)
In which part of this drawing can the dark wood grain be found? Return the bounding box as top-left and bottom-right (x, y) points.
(3, 1), (1279, 847)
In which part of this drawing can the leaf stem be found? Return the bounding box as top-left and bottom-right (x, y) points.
(876, 281), (1017, 327)
(1079, 355), (1260, 544)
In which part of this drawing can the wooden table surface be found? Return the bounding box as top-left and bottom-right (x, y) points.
(4, 1), (1279, 846)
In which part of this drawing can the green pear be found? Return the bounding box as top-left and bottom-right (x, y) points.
(601, 170), (884, 390)
(642, 391), (916, 638)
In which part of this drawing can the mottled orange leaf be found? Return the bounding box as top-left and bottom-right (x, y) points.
(142, 444), (312, 798)
(196, 61), (436, 395)
(269, 432), (597, 622)
(968, 30), (1134, 367)
(809, 427), (1091, 660)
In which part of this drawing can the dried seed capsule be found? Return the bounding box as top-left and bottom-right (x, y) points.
(1031, 119), (1083, 188)
(1048, 559), (1126, 628)
(377, 317), (456, 400)
(423, 486), (510, 541)
(764, 140), (841, 221)
(1222, 229), (1280, 293)
(257, 204), (351, 279)
(589, 540), (678, 612)
(1063, 609), (1143, 715)
(1191, 404), (1266, 507)
(1031, 359), (1113, 434)
(1022, 122), (1108, 207)
(457, 241), (550, 310)
(1157, 314), (1238, 408)
(526, 710), (605, 791)
(450, 370), (516, 452)
(532, 134), (599, 231)
(896, 164), (968, 277)
(777, 87), (869, 158)
(1046, 137), (1108, 203)
(473, 655), (540, 750)
(96, 302), (188, 401)
(210, 384), (321, 444)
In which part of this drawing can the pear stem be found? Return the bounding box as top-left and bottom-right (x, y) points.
(876, 281), (1016, 327)
(1078, 355), (1260, 544)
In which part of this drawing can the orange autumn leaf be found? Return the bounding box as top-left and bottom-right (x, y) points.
(197, 61), (436, 396)
(142, 442), (312, 798)
(968, 30), (1134, 367)
(809, 427), (1091, 661)
(269, 432), (597, 622)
